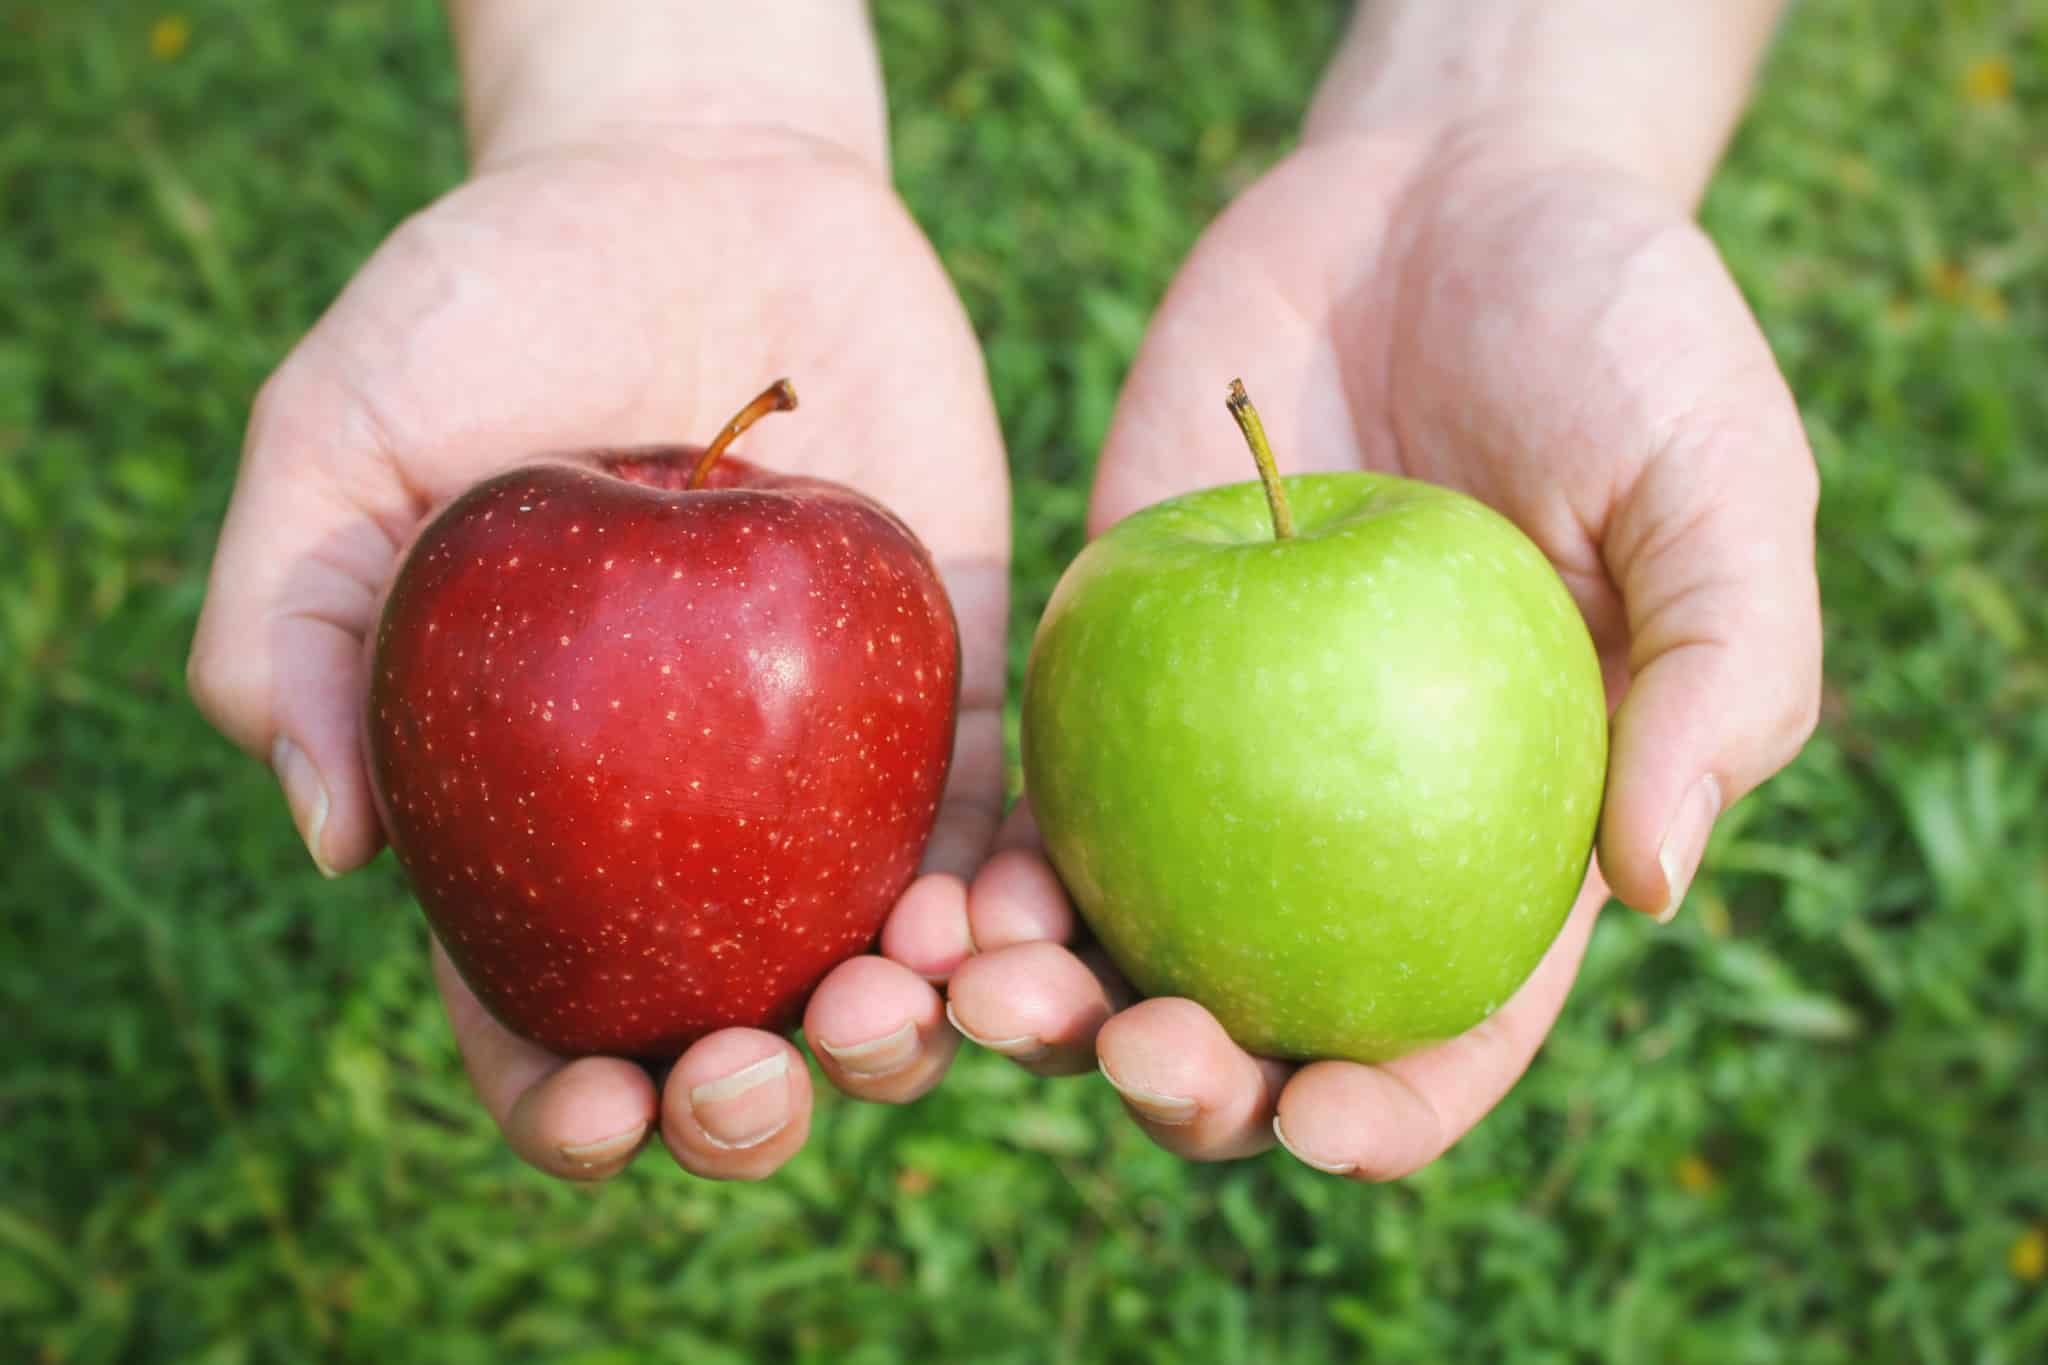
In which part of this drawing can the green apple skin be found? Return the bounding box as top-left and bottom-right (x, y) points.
(1021, 473), (1607, 1063)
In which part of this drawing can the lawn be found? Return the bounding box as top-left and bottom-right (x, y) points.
(3, 0), (2046, 1361)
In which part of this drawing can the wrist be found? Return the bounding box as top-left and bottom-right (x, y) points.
(1303, 0), (1788, 210)
(447, 1), (888, 176)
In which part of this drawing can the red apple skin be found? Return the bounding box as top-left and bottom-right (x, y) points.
(365, 451), (959, 1059)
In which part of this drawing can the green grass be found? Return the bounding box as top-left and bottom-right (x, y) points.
(4, 0), (2046, 1360)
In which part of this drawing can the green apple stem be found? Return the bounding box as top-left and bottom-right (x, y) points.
(1226, 379), (1295, 541)
(686, 379), (800, 489)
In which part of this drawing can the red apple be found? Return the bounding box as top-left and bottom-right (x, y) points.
(365, 381), (959, 1058)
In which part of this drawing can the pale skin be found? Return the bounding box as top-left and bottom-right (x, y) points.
(189, 0), (1819, 1182)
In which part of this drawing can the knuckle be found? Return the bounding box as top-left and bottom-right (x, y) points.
(183, 633), (218, 717)
(183, 620), (252, 739)
(247, 361), (308, 439)
(1777, 674), (1823, 756)
(1787, 449), (1821, 519)
(243, 363), (323, 473)
(183, 600), (277, 756)
(1761, 606), (1825, 763)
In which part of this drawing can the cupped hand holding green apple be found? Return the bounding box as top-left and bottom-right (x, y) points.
(1022, 381), (1609, 1067)
(922, 38), (1821, 1176)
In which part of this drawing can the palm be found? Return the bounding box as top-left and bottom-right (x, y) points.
(1099, 130), (1760, 675)
(231, 131), (1010, 890)
(304, 135), (1009, 868)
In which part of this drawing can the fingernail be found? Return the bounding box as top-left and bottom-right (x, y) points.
(270, 736), (334, 877)
(944, 1001), (1048, 1062)
(559, 1121), (648, 1168)
(1098, 1061), (1198, 1126)
(1272, 1115), (1357, 1176)
(687, 1053), (791, 1150)
(1654, 774), (1723, 924)
(816, 1020), (921, 1079)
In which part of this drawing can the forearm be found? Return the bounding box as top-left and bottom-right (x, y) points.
(1305, 0), (1789, 208)
(446, 1), (888, 173)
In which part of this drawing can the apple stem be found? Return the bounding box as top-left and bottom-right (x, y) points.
(686, 379), (800, 489)
(1226, 379), (1295, 541)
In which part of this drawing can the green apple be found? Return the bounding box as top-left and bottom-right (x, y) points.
(1021, 382), (1607, 1063)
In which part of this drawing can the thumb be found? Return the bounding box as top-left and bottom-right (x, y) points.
(1596, 400), (1822, 921)
(186, 368), (414, 875)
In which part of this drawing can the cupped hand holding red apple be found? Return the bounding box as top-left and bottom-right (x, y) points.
(187, 123), (1011, 1182)
(933, 121), (1821, 1179)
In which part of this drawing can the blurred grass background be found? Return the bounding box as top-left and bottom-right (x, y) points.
(3, 0), (2046, 1360)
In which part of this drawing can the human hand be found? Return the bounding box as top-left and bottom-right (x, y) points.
(187, 93), (1010, 1177)
(935, 104), (1819, 1178)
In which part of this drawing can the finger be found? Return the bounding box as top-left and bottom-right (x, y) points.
(990, 798), (1044, 853)
(1597, 352), (1822, 921)
(1272, 877), (1606, 1180)
(804, 955), (958, 1103)
(878, 872), (975, 982)
(944, 941), (1120, 1077)
(659, 1029), (813, 1181)
(880, 559), (1010, 984)
(919, 558), (1009, 881)
(920, 700), (1005, 880)
(186, 364), (417, 875)
(433, 941), (657, 1181)
(1095, 998), (1293, 1161)
(887, 810), (1079, 982)
(967, 847), (1076, 953)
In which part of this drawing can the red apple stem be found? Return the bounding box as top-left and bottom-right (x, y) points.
(686, 379), (800, 489)
(1226, 379), (1295, 541)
